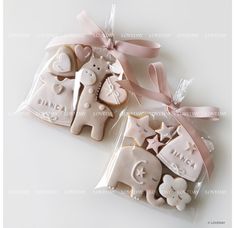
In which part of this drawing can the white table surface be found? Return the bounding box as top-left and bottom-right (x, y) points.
(4, 0), (232, 227)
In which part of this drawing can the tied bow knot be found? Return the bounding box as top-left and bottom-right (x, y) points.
(46, 11), (161, 90)
(106, 37), (115, 50)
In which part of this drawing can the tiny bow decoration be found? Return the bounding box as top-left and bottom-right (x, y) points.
(118, 62), (220, 179)
(46, 11), (161, 89)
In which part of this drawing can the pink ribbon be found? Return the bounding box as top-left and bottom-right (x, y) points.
(118, 62), (219, 179)
(46, 11), (161, 87)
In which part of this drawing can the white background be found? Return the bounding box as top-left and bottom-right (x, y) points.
(4, 0), (231, 227)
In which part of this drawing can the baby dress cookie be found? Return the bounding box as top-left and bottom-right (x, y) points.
(27, 46), (79, 126)
(157, 125), (204, 182)
(28, 72), (74, 126)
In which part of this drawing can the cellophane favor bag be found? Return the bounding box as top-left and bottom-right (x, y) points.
(17, 8), (161, 141)
(96, 62), (219, 217)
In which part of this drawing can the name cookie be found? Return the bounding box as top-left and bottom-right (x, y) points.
(28, 72), (74, 126)
(157, 125), (204, 182)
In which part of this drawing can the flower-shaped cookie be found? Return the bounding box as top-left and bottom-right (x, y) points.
(159, 175), (191, 211)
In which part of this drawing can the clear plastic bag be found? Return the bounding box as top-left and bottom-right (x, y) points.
(17, 43), (128, 140)
(96, 76), (216, 217)
(17, 5), (162, 141)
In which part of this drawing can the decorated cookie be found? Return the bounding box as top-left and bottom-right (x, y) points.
(146, 134), (164, 154)
(124, 115), (155, 146)
(71, 55), (114, 141)
(157, 125), (204, 182)
(106, 146), (164, 206)
(74, 44), (92, 63)
(99, 75), (128, 105)
(28, 72), (74, 126)
(48, 46), (78, 77)
(155, 122), (175, 141)
(109, 59), (124, 76)
(159, 175), (191, 211)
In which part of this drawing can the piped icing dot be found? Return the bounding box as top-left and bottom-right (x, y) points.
(99, 104), (105, 111)
(84, 103), (91, 109)
(88, 88), (95, 94)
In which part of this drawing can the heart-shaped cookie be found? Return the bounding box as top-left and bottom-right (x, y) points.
(99, 75), (127, 105)
(52, 52), (71, 73)
(74, 45), (92, 62)
(53, 83), (64, 94)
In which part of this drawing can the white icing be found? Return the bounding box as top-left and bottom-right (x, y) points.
(84, 103), (91, 109)
(52, 52), (71, 73)
(99, 104), (105, 111)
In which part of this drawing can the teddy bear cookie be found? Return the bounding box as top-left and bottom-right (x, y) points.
(70, 54), (128, 141)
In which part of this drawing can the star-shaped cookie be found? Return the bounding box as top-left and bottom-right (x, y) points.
(146, 134), (164, 154)
(156, 122), (175, 141)
(124, 115), (155, 146)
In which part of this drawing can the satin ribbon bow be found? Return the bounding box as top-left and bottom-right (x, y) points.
(118, 62), (220, 179)
(46, 11), (161, 87)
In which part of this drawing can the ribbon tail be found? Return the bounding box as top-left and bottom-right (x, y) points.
(149, 62), (172, 98)
(118, 80), (172, 105)
(176, 106), (220, 120)
(77, 11), (106, 37)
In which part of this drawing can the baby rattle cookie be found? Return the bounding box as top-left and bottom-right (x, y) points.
(159, 174), (191, 211)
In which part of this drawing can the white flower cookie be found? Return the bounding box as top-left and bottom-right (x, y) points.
(159, 174), (191, 211)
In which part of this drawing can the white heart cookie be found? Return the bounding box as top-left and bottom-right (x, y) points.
(99, 75), (127, 105)
(53, 83), (64, 94)
(52, 52), (71, 73)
